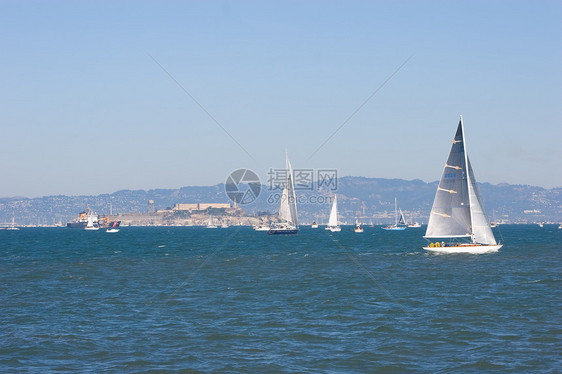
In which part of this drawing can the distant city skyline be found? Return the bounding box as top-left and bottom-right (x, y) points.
(1, 1), (560, 198)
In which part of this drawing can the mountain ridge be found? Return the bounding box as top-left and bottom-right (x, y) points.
(1, 177), (560, 225)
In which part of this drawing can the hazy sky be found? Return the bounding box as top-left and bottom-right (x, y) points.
(1, 0), (560, 197)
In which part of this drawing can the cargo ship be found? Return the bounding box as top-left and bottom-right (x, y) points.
(66, 208), (120, 229)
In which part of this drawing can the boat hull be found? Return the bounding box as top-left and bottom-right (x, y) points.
(382, 226), (406, 231)
(423, 244), (503, 254)
(327, 226), (341, 232)
(267, 229), (299, 235)
(67, 221), (121, 229)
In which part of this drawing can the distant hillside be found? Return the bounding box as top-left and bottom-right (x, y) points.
(0, 177), (560, 225)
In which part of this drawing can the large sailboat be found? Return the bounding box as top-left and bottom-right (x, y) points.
(382, 198), (407, 231)
(268, 154), (299, 235)
(423, 116), (502, 254)
(325, 195), (341, 232)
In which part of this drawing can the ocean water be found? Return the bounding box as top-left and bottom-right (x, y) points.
(1, 225), (560, 373)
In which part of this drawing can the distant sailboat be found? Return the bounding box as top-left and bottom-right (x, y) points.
(253, 223), (270, 231)
(325, 195), (341, 232)
(490, 209), (499, 227)
(406, 212), (422, 228)
(382, 198), (407, 231)
(423, 116), (502, 254)
(6, 217), (19, 231)
(354, 219), (363, 233)
(84, 212), (99, 230)
(206, 215), (218, 228)
(311, 221), (319, 229)
(268, 153), (299, 235)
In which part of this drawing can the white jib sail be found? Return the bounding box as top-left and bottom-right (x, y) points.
(328, 195), (338, 227)
(465, 154), (497, 245)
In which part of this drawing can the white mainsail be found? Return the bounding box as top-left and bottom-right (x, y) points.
(328, 195), (338, 227)
(278, 155), (298, 227)
(425, 119), (471, 238)
(425, 116), (499, 249)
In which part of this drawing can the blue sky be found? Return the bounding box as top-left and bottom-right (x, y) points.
(1, 0), (560, 197)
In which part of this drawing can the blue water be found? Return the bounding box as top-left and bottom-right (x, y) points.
(1, 225), (561, 373)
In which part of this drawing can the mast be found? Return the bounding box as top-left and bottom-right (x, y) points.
(460, 115), (474, 241)
(287, 154), (298, 227)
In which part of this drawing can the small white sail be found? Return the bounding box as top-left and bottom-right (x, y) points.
(207, 215), (217, 228)
(328, 196), (338, 227)
(287, 157), (298, 227)
(279, 183), (292, 224)
(278, 155), (298, 226)
(268, 153), (299, 235)
(325, 195), (341, 232)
